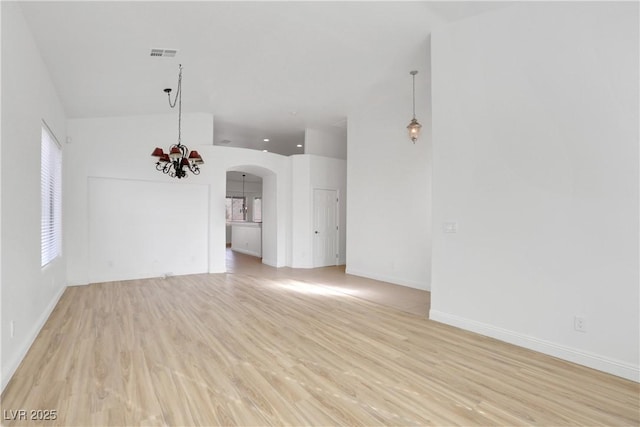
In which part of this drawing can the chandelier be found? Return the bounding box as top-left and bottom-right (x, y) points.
(407, 70), (422, 143)
(151, 64), (203, 178)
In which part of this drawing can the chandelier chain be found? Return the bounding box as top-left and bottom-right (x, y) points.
(152, 64), (203, 179)
(167, 64), (183, 146)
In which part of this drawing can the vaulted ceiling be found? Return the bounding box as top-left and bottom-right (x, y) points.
(18, 1), (507, 155)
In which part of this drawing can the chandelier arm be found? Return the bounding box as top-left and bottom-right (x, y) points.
(175, 161), (187, 178)
(163, 163), (173, 174)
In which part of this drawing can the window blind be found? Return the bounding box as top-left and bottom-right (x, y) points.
(41, 125), (62, 267)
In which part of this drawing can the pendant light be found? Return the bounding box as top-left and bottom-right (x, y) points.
(407, 70), (422, 144)
(241, 174), (248, 220)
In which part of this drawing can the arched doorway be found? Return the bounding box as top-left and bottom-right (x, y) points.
(225, 165), (279, 268)
(225, 171), (263, 257)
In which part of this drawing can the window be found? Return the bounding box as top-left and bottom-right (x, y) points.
(41, 124), (62, 267)
(253, 197), (262, 222)
(225, 196), (246, 221)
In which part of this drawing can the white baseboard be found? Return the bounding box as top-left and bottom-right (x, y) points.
(429, 309), (639, 382)
(1, 285), (67, 392)
(231, 247), (261, 258)
(345, 267), (429, 291)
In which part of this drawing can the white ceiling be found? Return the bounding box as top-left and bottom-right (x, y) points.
(18, 1), (508, 155)
(227, 171), (262, 184)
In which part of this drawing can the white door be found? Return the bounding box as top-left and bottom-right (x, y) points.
(313, 189), (338, 267)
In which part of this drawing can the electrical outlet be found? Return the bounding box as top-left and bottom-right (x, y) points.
(574, 316), (587, 333)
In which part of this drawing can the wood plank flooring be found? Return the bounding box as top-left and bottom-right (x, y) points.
(224, 250), (431, 316)
(1, 253), (638, 426)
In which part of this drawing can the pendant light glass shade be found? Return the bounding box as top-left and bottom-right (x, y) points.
(407, 118), (422, 143)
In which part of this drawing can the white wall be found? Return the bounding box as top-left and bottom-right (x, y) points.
(290, 154), (347, 268)
(65, 114), (291, 284)
(291, 156), (313, 267)
(65, 113), (215, 284)
(231, 223), (262, 257)
(346, 41), (432, 290)
(88, 178), (209, 283)
(430, 2), (639, 381)
(1, 2), (68, 390)
(305, 127), (347, 160)
(0, 2), (3, 393)
(261, 171), (283, 267)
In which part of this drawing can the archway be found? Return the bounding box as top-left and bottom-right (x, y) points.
(225, 165), (279, 268)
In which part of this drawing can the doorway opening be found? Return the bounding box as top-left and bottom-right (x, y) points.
(226, 171), (263, 258)
(224, 165), (279, 269)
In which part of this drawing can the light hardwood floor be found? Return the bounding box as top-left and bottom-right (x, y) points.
(225, 250), (431, 317)
(1, 251), (638, 426)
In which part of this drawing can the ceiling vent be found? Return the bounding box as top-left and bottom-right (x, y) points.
(150, 48), (178, 58)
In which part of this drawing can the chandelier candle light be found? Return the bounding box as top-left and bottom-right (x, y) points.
(407, 70), (422, 143)
(151, 64), (203, 178)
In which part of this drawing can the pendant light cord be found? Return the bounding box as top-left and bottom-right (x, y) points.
(167, 64), (183, 146)
(242, 174), (247, 216)
(412, 72), (416, 120)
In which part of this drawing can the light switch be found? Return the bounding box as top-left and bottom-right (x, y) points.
(443, 221), (458, 233)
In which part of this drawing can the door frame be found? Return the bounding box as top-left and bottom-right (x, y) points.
(312, 187), (340, 267)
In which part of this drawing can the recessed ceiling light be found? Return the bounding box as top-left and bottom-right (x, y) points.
(263, 150), (268, 152)
(263, 138), (269, 142)
(297, 144), (303, 148)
